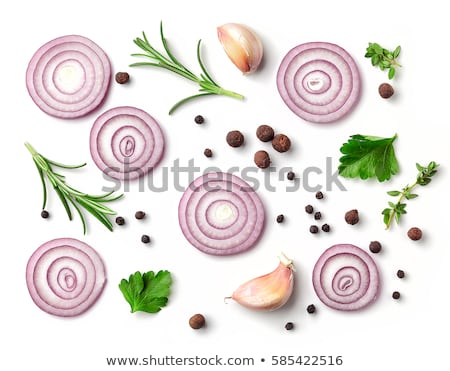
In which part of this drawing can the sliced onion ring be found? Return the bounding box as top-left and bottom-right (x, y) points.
(312, 244), (380, 311)
(277, 42), (361, 123)
(26, 238), (106, 317)
(90, 106), (165, 180)
(26, 35), (111, 119)
(178, 172), (265, 255)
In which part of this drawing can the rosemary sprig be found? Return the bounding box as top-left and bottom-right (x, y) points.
(382, 161), (439, 229)
(130, 21), (244, 114)
(25, 142), (123, 234)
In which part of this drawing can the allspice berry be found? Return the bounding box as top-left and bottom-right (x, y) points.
(407, 227), (422, 241)
(378, 83), (394, 99)
(226, 130), (244, 147)
(115, 72), (130, 84)
(272, 134), (291, 153)
(256, 124), (275, 142)
(189, 313), (206, 329)
(254, 150), (271, 169)
(345, 209), (359, 225)
(369, 241), (382, 254)
(135, 211), (146, 220)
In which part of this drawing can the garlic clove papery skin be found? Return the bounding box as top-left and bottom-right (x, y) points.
(231, 254), (294, 311)
(217, 23), (263, 74)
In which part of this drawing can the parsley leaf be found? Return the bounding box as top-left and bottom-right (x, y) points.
(338, 134), (399, 182)
(119, 270), (172, 313)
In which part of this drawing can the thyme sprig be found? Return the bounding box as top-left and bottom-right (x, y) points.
(25, 142), (123, 234)
(130, 22), (244, 114)
(382, 161), (439, 229)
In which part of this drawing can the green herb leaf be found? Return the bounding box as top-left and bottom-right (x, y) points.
(387, 190), (401, 196)
(405, 193), (418, 200)
(119, 270), (172, 313)
(338, 134), (399, 182)
(388, 67), (396, 79)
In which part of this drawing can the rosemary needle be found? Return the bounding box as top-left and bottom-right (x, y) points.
(130, 21), (244, 114)
(25, 142), (123, 234)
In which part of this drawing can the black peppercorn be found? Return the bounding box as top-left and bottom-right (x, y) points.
(392, 291), (401, 300)
(276, 214), (284, 223)
(256, 124), (275, 142)
(345, 209), (359, 225)
(321, 224), (330, 232)
(315, 191), (324, 199)
(284, 322), (294, 330)
(135, 211), (146, 220)
(305, 205), (314, 214)
(204, 148), (213, 158)
(310, 225), (319, 234)
(272, 134), (291, 153)
(378, 83), (394, 99)
(115, 216), (125, 225)
(397, 270), (405, 279)
(369, 241), (382, 254)
(226, 130), (245, 147)
(115, 72), (130, 84)
(314, 211), (322, 220)
(40, 210), (50, 219)
(194, 115), (205, 124)
(141, 234), (151, 244)
(306, 304), (316, 314)
(287, 171), (295, 180)
(407, 227), (422, 241)
(254, 150), (271, 169)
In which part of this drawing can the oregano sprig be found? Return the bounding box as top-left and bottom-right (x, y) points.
(382, 161), (439, 229)
(365, 43), (401, 79)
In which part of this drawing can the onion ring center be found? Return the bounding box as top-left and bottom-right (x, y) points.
(57, 268), (77, 292)
(119, 135), (136, 157)
(53, 59), (86, 94)
(206, 200), (239, 229)
(303, 70), (331, 93)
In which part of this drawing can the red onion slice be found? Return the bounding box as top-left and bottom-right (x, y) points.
(25, 238), (106, 317)
(178, 172), (265, 255)
(26, 35), (111, 119)
(277, 42), (361, 123)
(312, 244), (380, 311)
(90, 106), (165, 180)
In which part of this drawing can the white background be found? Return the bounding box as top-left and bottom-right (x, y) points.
(1, 1), (449, 370)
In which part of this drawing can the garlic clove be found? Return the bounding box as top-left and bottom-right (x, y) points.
(217, 23), (263, 74)
(229, 253), (294, 311)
